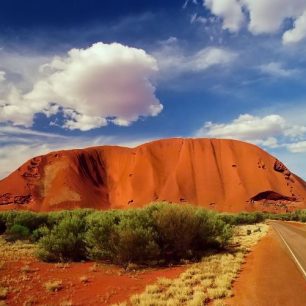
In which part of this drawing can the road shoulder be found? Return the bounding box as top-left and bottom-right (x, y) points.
(226, 227), (306, 306)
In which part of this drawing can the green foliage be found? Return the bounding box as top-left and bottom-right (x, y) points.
(31, 226), (49, 242)
(85, 209), (160, 265)
(6, 224), (30, 241)
(37, 215), (87, 262)
(85, 211), (121, 260)
(219, 212), (265, 225)
(112, 211), (160, 264)
(4, 211), (48, 231)
(36, 203), (234, 265)
(0, 205), (305, 266)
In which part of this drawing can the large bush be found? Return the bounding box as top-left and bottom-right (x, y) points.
(112, 211), (160, 264)
(37, 215), (87, 262)
(85, 211), (121, 261)
(148, 203), (232, 260)
(6, 224), (31, 241)
(151, 204), (201, 259)
(219, 212), (265, 225)
(3, 211), (48, 232)
(7, 204), (306, 266)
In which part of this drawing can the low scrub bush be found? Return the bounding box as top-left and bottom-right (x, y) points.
(1, 204), (304, 266)
(112, 213), (160, 264)
(5, 224), (31, 241)
(35, 203), (233, 264)
(37, 215), (87, 262)
(219, 212), (265, 225)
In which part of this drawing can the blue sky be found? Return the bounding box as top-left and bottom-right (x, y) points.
(0, 0), (306, 179)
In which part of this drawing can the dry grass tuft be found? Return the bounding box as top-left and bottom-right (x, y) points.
(89, 263), (99, 272)
(23, 297), (36, 306)
(0, 237), (36, 261)
(60, 300), (73, 306)
(118, 223), (269, 306)
(21, 265), (36, 274)
(79, 276), (89, 284)
(55, 263), (71, 269)
(44, 280), (63, 292)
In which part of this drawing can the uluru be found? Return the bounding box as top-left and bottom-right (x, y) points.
(0, 138), (305, 213)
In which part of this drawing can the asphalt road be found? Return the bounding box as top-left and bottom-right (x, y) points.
(269, 220), (306, 280)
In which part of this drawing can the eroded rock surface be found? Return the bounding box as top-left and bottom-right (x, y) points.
(0, 138), (305, 212)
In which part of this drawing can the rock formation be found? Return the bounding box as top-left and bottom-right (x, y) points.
(0, 138), (305, 213)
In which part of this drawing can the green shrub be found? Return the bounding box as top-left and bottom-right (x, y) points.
(4, 211), (48, 232)
(112, 212), (160, 264)
(7, 203), (234, 265)
(31, 226), (50, 242)
(37, 215), (86, 262)
(219, 212), (265, 225)
(85, 211), (121, 260)
(149, 203), (232, 260)
(85, 209), (160, 265)
(151, 204), (200, 260)
(6, 224), (31, 241)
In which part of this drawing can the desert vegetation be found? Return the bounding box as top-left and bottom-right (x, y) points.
(0, 203), (232, 265)
(0, 203), (305, 266)
(1, 203), (303, 305)
(116, 224), (269, 306)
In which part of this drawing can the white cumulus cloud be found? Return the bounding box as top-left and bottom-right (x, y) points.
(196, 113), (306, 149)
(283, 10), (306, 44)
(204, 0), (245, 32)
(287, 141), (306, 153)
(197, 114), (286, 142)
(203, 0), (306, 44)
(0, 42), (163, 131)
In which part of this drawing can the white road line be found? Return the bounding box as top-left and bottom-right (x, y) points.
(271, 222), (306, 280)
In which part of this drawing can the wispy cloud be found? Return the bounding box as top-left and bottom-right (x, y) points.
(259, 62), (300, 78)
(153, 39), (237, 79)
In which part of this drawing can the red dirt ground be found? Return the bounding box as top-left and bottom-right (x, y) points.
(1, 259), (186, 305)
(1, 138), (305, 213)
(226, 228), (306, 306)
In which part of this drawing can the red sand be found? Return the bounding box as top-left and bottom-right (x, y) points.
(0, 138), (305, 212)
(1, 259), (186, 305)
(227, 229), (306, 306)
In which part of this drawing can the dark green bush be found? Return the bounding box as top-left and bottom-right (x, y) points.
(37, 215), (87, 262)
(219, 212), (265, 225)
(85, 209), (160, 265)
(112, 212), (160, 264)
(85, 211), (121, 260)
(0, 204), (234, 264)
(4, 211), (48, 232)
(6, 224), (31, 241)
(2, 204), (304, 266)
(148, 203), (233, 260)
(31, 226), (50, 242)
(151, 204), (200, 259)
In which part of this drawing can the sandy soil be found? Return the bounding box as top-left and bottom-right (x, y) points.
(1, 259), (186, 306)
(226, 228), (306, 306)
